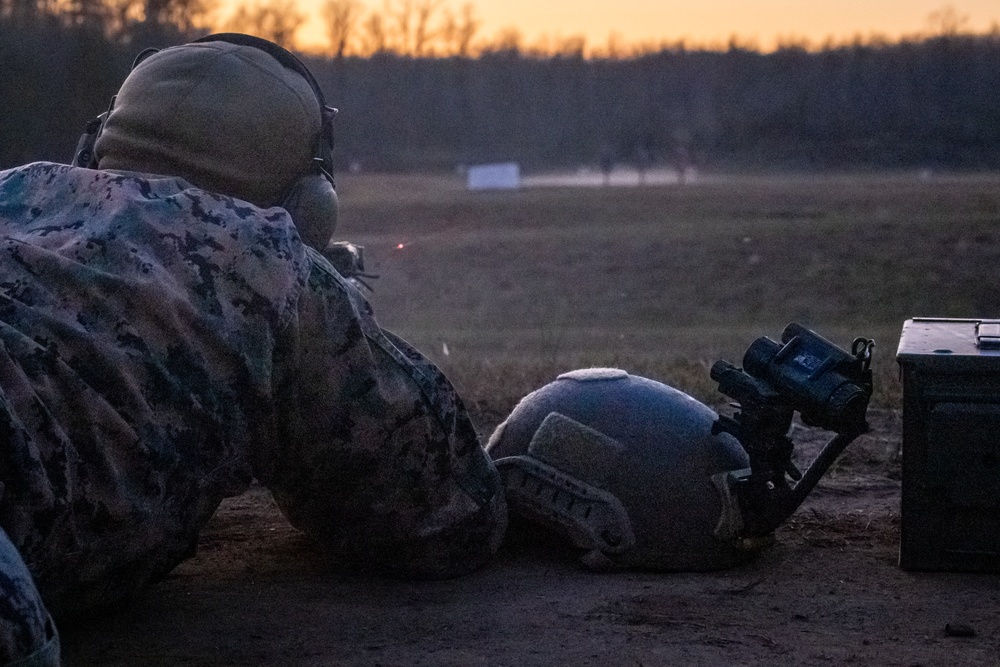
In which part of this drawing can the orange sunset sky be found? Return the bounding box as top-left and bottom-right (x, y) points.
(285, 0), (1000, 52)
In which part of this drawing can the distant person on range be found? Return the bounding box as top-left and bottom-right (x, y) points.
(0, 33), (506, 666)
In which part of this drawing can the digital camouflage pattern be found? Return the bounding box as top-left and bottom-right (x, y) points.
(0, 526), (57, 666)
(0, 162), (505, 621)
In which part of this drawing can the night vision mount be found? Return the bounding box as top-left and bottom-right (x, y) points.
(711, 323), (875, 538)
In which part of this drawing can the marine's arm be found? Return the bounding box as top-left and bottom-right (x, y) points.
(254, 249), (506, 578)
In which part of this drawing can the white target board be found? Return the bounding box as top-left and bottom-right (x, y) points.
(467, 162), (521, 190)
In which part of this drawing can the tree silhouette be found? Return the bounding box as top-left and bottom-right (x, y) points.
(224, 0), (303, 48)
(2, 0), (1000, 172)
(324, 0), (361, 59)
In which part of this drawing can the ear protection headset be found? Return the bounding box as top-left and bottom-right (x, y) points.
(73, 33), (340, 248)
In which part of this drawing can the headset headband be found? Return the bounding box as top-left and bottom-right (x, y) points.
(191, 33), (330, 109)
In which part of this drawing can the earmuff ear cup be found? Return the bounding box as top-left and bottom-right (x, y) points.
(281, 173), (339, 249)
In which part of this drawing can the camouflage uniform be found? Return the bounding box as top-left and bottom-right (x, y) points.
(0, 162), (505, 629)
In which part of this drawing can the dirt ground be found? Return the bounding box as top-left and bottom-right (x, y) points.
(56, 408), (999, 666)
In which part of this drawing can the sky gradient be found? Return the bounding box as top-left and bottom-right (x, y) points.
(290, 0), (999, 52)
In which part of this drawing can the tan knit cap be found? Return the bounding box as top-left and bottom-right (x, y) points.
(96, 40), (322, 208)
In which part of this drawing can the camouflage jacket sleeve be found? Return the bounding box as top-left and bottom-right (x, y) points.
(0, 163), (310, 612)
(0, 162), (503, 597)
(258, 248), (507, 579)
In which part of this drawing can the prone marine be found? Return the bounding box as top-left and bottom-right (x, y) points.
(0, 33), (506, 666)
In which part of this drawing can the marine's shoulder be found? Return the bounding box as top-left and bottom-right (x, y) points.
(0, 162), (294, 227)
(0, 161), (74, 191)
(0, 161), (169, 186)
(0, 161), (190, 203)
(0, 163), (311, 331)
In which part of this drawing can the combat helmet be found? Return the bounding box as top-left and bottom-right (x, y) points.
(486, 368), (761, 571)
(488, 325), (875, 572)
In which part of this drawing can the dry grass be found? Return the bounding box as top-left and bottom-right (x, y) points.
(333, 170), (1000, 419)
(781, 508), (901, 548)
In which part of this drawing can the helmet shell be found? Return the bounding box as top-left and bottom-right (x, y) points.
(487, 368), (757, 571)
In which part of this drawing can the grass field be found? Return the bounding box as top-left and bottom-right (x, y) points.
(333, 170), (1000, 415)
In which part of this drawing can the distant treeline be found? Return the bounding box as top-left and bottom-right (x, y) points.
(2, 7), (1000, 171)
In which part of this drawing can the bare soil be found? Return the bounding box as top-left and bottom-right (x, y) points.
(59, 409), (1000, 666)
